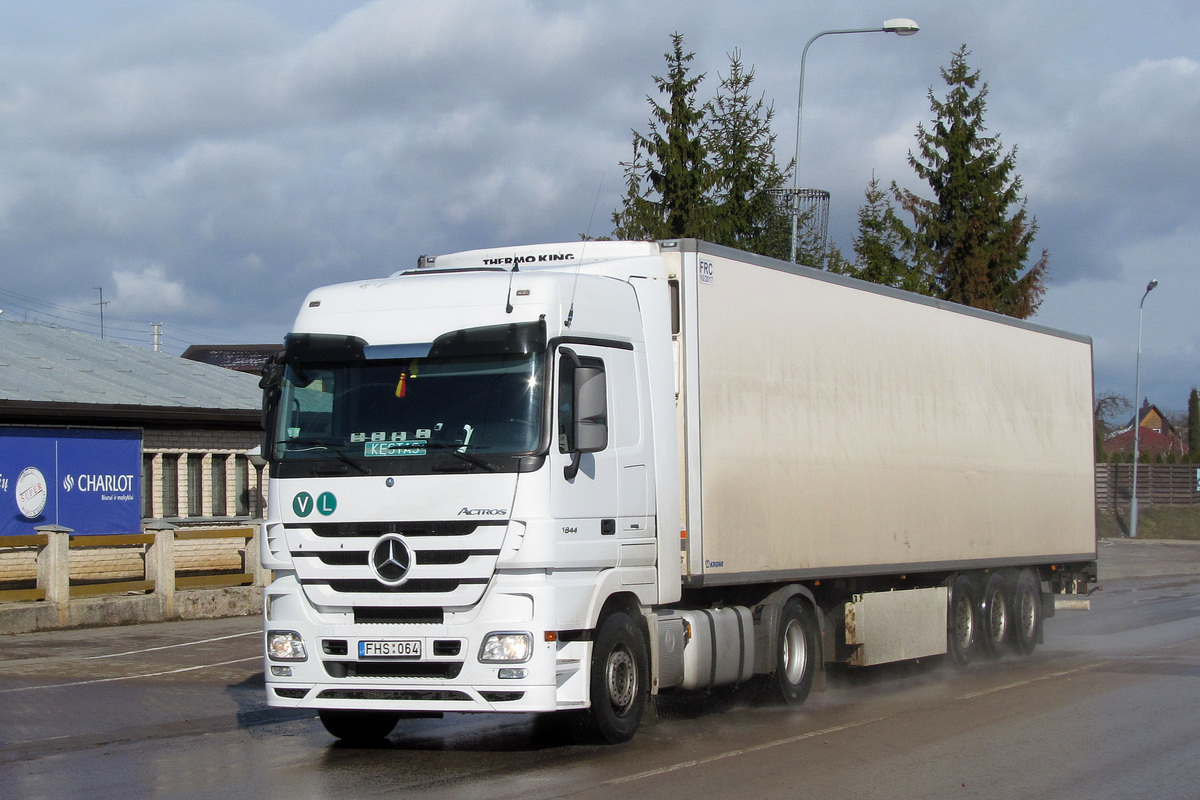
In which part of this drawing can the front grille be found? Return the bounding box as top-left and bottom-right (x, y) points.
(307, 521), (491, 538)
(317, 689), (472, 702)
(274, 688), (309, 699)
(324, 661), (463, 679)
(319, 578), (487, 594)
(284, 520), (507, 609)
(354, 607), (444, 625)
(314, 551), (474, 567)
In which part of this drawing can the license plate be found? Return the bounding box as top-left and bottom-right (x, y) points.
(359, 639), (422, 658)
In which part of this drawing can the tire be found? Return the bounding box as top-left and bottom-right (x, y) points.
(772, 599), (819, 706)
(979, 571), (1012, 658)
(318, 709), (400, 743)
(947, 574), (978, 667)
(583, 611), (649, 744)
(1011, 569), (1042, 656)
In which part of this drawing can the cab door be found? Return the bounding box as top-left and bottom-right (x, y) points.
(549, 343), (625, 569)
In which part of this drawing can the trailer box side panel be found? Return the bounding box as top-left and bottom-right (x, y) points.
(683, 247), (1095, 583)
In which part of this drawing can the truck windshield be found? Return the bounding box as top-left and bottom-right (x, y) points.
(271, 351), (544, 471)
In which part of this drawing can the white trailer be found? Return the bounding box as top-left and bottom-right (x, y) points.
(260, 239), (1096, 743)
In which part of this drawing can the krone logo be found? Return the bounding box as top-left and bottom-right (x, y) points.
(16, 467), (48, 520)
(370, 534), (413, 586)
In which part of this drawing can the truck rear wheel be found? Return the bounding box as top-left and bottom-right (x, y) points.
(979, 571), (1012, 658)
(1012, 569), (1042, 656)
(318, 709), (400, 743)
(948, 574), (978, 666)
(583, 611), (648, 744)
(772, 599), (819, 706)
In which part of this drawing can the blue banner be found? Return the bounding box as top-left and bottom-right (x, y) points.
(0, 428), (142, 536)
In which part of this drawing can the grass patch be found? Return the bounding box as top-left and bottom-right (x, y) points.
(1097, 506), (1200, 540)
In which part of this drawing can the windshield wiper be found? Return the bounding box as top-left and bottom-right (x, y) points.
(426, 442), (498, 472)
(285, 440), (371, 475)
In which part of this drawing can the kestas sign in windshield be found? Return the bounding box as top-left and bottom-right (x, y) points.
(0, 428), (141, 537)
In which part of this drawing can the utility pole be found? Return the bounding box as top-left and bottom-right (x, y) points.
(1130, 279), (1158, 539)
(94, 287), (110, 339)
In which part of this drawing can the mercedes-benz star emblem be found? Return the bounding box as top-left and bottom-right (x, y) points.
(370, 534), (413, 586)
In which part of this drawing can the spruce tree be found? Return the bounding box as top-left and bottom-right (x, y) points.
(893, 46), (1047, 319)
(612, 34), (713, 240)
(1188, 388), (1199, 463)
(850, 176), (929, 293)
(705, 50), (792, 259)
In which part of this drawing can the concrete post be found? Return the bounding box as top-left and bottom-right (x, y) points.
(146, 522), (177, 618)
(35, 525), (72, 625)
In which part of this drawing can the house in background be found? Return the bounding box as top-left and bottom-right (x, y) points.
(182, 343), (279, 375)
(1, 320), (266, 531)
(1103, 399), (1188, 460)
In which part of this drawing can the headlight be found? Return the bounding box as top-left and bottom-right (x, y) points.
(479, 632), (532, 663)
(267, 630), (308, 661)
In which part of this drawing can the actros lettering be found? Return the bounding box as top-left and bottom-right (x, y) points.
(458, 507), (508, 516)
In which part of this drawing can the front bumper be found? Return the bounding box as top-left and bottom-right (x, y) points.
(262, 573), (590, 714)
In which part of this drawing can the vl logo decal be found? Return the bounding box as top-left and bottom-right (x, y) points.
(293, 491), (337, 518)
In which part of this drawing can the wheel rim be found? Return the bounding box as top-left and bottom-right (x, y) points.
(988, 590), (1008, 643)
(781, 618), (808, 685)
(1017, 586), (1037, 641)
(953, 594), (974, 651)
(606, 645), (636, 714)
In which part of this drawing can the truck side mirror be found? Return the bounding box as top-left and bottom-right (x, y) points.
(563, 360), (607, 480)
(573, 365), (608, 454)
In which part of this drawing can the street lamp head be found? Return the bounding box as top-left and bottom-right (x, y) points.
(1146, 279), (1158, 292)
(883, 18), (920, 35)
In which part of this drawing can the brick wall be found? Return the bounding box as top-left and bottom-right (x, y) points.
(141, 428), (266, 522)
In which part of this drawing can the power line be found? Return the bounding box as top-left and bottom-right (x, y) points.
(0, 288), (252, 350)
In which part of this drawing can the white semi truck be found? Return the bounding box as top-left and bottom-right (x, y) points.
(259, 239), (1096, 744)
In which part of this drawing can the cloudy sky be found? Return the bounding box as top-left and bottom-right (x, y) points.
(1, 0), (1197, 413)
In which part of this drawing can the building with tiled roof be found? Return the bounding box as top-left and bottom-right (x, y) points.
(1, 321), (265, 531)
(1103, 400), (1188, 460)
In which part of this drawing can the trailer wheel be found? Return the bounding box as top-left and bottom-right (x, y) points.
(773, 599), (819, 706)
(583, 611), (648, 744)
(948, 574), (978, 666)
(1012, 569), (1042, 656)
(318, 709), (400, 743)
(979, 571), (1012, 658)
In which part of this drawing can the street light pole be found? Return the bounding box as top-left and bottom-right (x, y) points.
(1130, 278), (1158, 539)
(790, 18), (919, 264)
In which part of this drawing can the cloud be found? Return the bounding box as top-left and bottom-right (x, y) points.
(110, 264), (191, 316)
(1024, 57), (1200, 284)
(0, 0), (1197, 405)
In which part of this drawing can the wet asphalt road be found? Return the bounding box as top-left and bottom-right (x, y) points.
(2, 538), (1200, 800)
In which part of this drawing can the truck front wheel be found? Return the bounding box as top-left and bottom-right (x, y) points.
(584, 611), (648, 744)
(317, 709), (400, 743)
(773, 599), (819, 706)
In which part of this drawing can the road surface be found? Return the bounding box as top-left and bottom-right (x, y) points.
(2, 538), (1199, 799)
